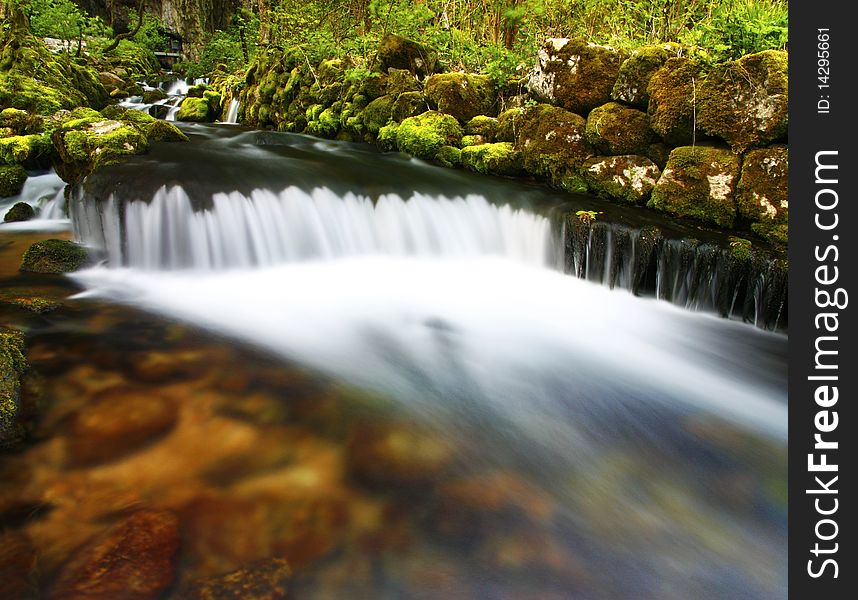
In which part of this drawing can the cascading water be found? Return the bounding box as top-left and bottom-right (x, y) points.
(223, 98), (240, 124)
(0, 170), (69, 230)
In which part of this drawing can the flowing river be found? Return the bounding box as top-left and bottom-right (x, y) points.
(0, 122), (786, 599)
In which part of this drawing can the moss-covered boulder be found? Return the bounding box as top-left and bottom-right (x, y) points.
(391, 91), (427, 122)
(611, 44), (681, 109)
(0, 327), (28, 447)
(513, 104), (593, 184)
(435, 145), (461, 168)
(142, 89), (168, 104)
(3, 201), (34, 222)
(584, 102), (654, 155)
(495, 108), (524, 142)
(387, 68), (423, 96)
(0, 108), (44, 135)
(176, 97), (211, 122)
(460, 135), (485, 147)
(736, 145), (788, 244)
(0, 164), (26, 197)
(646, 57), (705, 146)
(461, 142), (523, 177)
(645, 142), (671, 170)
(51, 118), (149, 183)
(1, 132), (51, 168)
(386, 111), (463, 160)
(464, 115), (498, 140)
(425, 73), (497, 121)
(144, 120), (189, 143)
(363, 95), (395, 134)
(306, 107), (340, 138)
(582, 155), (661, 204)
(527, 38), (627, 115)
(649, 146), (740, 227)
(698, 50), (788, 152)
(376, 34), (439, 78)
(20, 239), (89, 273)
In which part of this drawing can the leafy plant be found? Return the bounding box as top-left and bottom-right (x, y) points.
(576, 210), (603, 224)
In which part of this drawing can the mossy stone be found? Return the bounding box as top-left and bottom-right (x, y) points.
(20, 239), (88, 273)
(495, 108), (524, 142)
(649, 146), (740, 228)
(461, 142), (523, 177)
(0, 164), (27, 197)
(388, 111), (463, 160)
(387, 68), (423, 96)
(736, 146), (788, 244)
(52, 119), (149, 183)
(425, 73), (497, 121)
(142, 89), (167, 104)
(464, 115), (498, 140)
(3, 201), (34, 222)
(0, 108), (44, 135)
(363, 95), (395, 134)
(377, 123), (399, 151)
(513, 104), (593, 183)
(527, 38), (627, 115)
(582, 155), (661, 204)
(0, 327), (28, 447)
(176, 97), (211, 122)
(611, 44), (681, 108)
(376, 34), (439, 77)
(391, 92), (427, 122)
(0, 134), (52, 167)
(435, 145), (461, 168)
(697, 50), (788, 152)
(585, 102), (654, 155)
(144, 121), (189, 143)
(646, 57), (705, 147)
(306, 108), (340, 138)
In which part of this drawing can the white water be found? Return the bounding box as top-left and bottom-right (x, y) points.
(75, 186), (553, 270)
(223, 98), (240, 124)
(0, 170), (70, 231)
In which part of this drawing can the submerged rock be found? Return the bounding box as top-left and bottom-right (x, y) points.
(698, 50), (788, 152)
(0, 328), (27, 447)
(50, 510), (180, 600)
(180, 558), (291, 600)
(584, 102), (654, 155)
(527, 38), (626, 115)
(461, 142), (523, 176)
(376, 34), (439, 78)
(381, 111), (463, 160)
(611, 44), (681, 108)
(0, 164), (26, 197)
(736, 145), (788, 244)
(649, 146), (740, 227)
(583, 155), (661, 204)
(425, 72), (496, 121)
(646, 57), (705, 146)
(19, 239), (89, 273)
(3, 201), (34, 222)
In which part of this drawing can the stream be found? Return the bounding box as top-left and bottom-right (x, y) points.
(0, 121), (787, 599)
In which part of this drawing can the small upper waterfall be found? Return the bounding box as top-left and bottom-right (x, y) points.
(223, 98), (240, 124)
(73, 186), (553, 270)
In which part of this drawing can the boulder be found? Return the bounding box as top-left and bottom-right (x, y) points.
(391, 91), (427, 122)
(376, 34), (439, 78)
(527, 38), (626, 115)
(461, 142), (523, 176)
(435, 145), (462, 168)
(0, 164), (26, 197)
(611, 44), (681, 108)
(584, 102), (654, 155)
(362, 95), (395, 134)
(698, 50), (788, 152)
(513, 104), (593, 184)
(98, 71), (126, 91)
(0, 328), (27, 447)
(386, 68), (423, 96)
(383, 111), (463, 160)
(3, 201), (34, 222)
(649, 146), (740, 227)
(582, 155), (661, 204)
(0, 108), (44, 135)
(0, 134), (53, 168)
(19, 239), (89, 273)
(177, 97), (212, 122)
(51, 117), (149, 182)
(143, 120), (189, 143)
(425, 73), (497, 121)
(736, 146), (788, 244)
(647, 57), (706, 147)
(495, 108), (524, 142)
(464, 115), (498, 140)
(142, 89), (168, 104)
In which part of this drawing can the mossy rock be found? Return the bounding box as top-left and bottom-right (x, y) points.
(391, 92), (427, 122)
(0, 108), (44, 135)
(186, 84), (207, 98)
(363, 95), (395, 134)
(649, 146), (740, 228)
(118, 110), (156, 125)
(142, 89), (167, 104)
(513, 104), (593, 183)
(176, 97), (211, 122)
(387, 111), (463, 160)
(464, 115), (498, 140)
(582, 155), (661, 204)
(646, 57), (705, 146)
(377, 122), (399, 152)
(527, 38), (627, 115)
(144, 120), (189, 143)
(355, 74), (388, 100)
(460, 135), (485, 147)
(0, 164), (27, 197)
(387, 68), (423, 96)
(435, 145), (461, 168)
(737, 145), (788, 244)
(645, 142), (671, 170)
(203, 90), (223, 120)
(3, 201), (34, 222)
(495, 108), (524, 142)
(319, 58), (347, 85)
(461, 142), (523, 177)
(0, 327), (28, 447)
(51, 119), (149, 183)
(425, 73), (497, 121)
(0, 133), (52, 168)
(584, 102), (654, 155)
(697, 50), (788, 152)
(611, 44), (681, 109)
(376, 34), (439, 78)
(20, 239), (89, 273)
(306, 108), (340, 138)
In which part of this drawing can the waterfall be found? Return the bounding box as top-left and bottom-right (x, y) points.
(73, 185), (553, 270)
(223, 98), (240, 124)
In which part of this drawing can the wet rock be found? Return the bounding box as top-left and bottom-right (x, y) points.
(425, 72), (497, 121)
(376, 34), (439, 78)
(512, 104), (593, 186)
(50, 509), (180, 600)
(0, 531), (38, 599)
(646, 57), (705, 146)
(346, 421), (454, 489)
(698, 50), (788, 152)
(144, 120), (189, 143)
(51, 117), (149, 182)
(649, 146), (740, 228)
(180, 558), (291, 600)
(3, 201), (34, 222)
(461, 142), (523, 177)
(380, 111), (463, 160)
(584, 102), (654, 156)
(0, 327), (27, 447)
(527, 38), (627, 115)
(177, 97), (212, 122)
(142, 89), (168, 104)
(19, 239), (89, 273)
(611, 44), (681, 108)
(66, 385), (178, 466)
(0, 164), (27, 197)
(582, 155), (661, 204)
(736, 145), (788, 244)
(123, 348), (212, 383)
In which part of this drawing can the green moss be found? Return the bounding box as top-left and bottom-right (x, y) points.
(648, 146), (740, 228)
(377, 123), (399, 151)
(464, 115), (498, 140)
(0, 327), (28, 445)
(387, 68), (422, 96)
(391, 92), (426, 122)
(388, 111), (463, 160)
(0, 108), (44, 134)
(0, 164), (27, 197)
(3, 201), (34, 222)
(425, 73), (496, 121)
(144, 120), (189, 143)
(305, 104), (324, 122)
(728, 237), (753, 260)
(52, 119), (149, 182)
(697, 50), (788, 152)
(495, 108), (523, 142)
(461, 142), (523, 176)
(376, 34), (439, 77)
(646, 57), (705, 147)
(611, 44), (680, 108)
(513, 104), (593, 183)
(736, 146), (788, 244)
(119, 110), (156, 125)
(460, 135), (485, 147)
(582, 155), (661, 204)
(177, 97), (211, 122)
(435, 145), (461, 168)
(306, 107), (340, 138)
(203, 90), (223, 119)
(142, 89), (167, 104)
(585, 102), (654, 155)
(0, 134), (52, 166)
(362, 95), (395, 134)
(20, 239), (88, 273)
(187, 84), (207, 98)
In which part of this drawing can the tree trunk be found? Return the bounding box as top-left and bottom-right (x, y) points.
(103, 0), (146, 53)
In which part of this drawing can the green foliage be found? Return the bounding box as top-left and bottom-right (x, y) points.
(175, 11), (260, 79)
(682, 0), (788, 62)
(125, 9), (168, 52)
(576, 210), (602, 224)
(25, 0), (109, 51)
